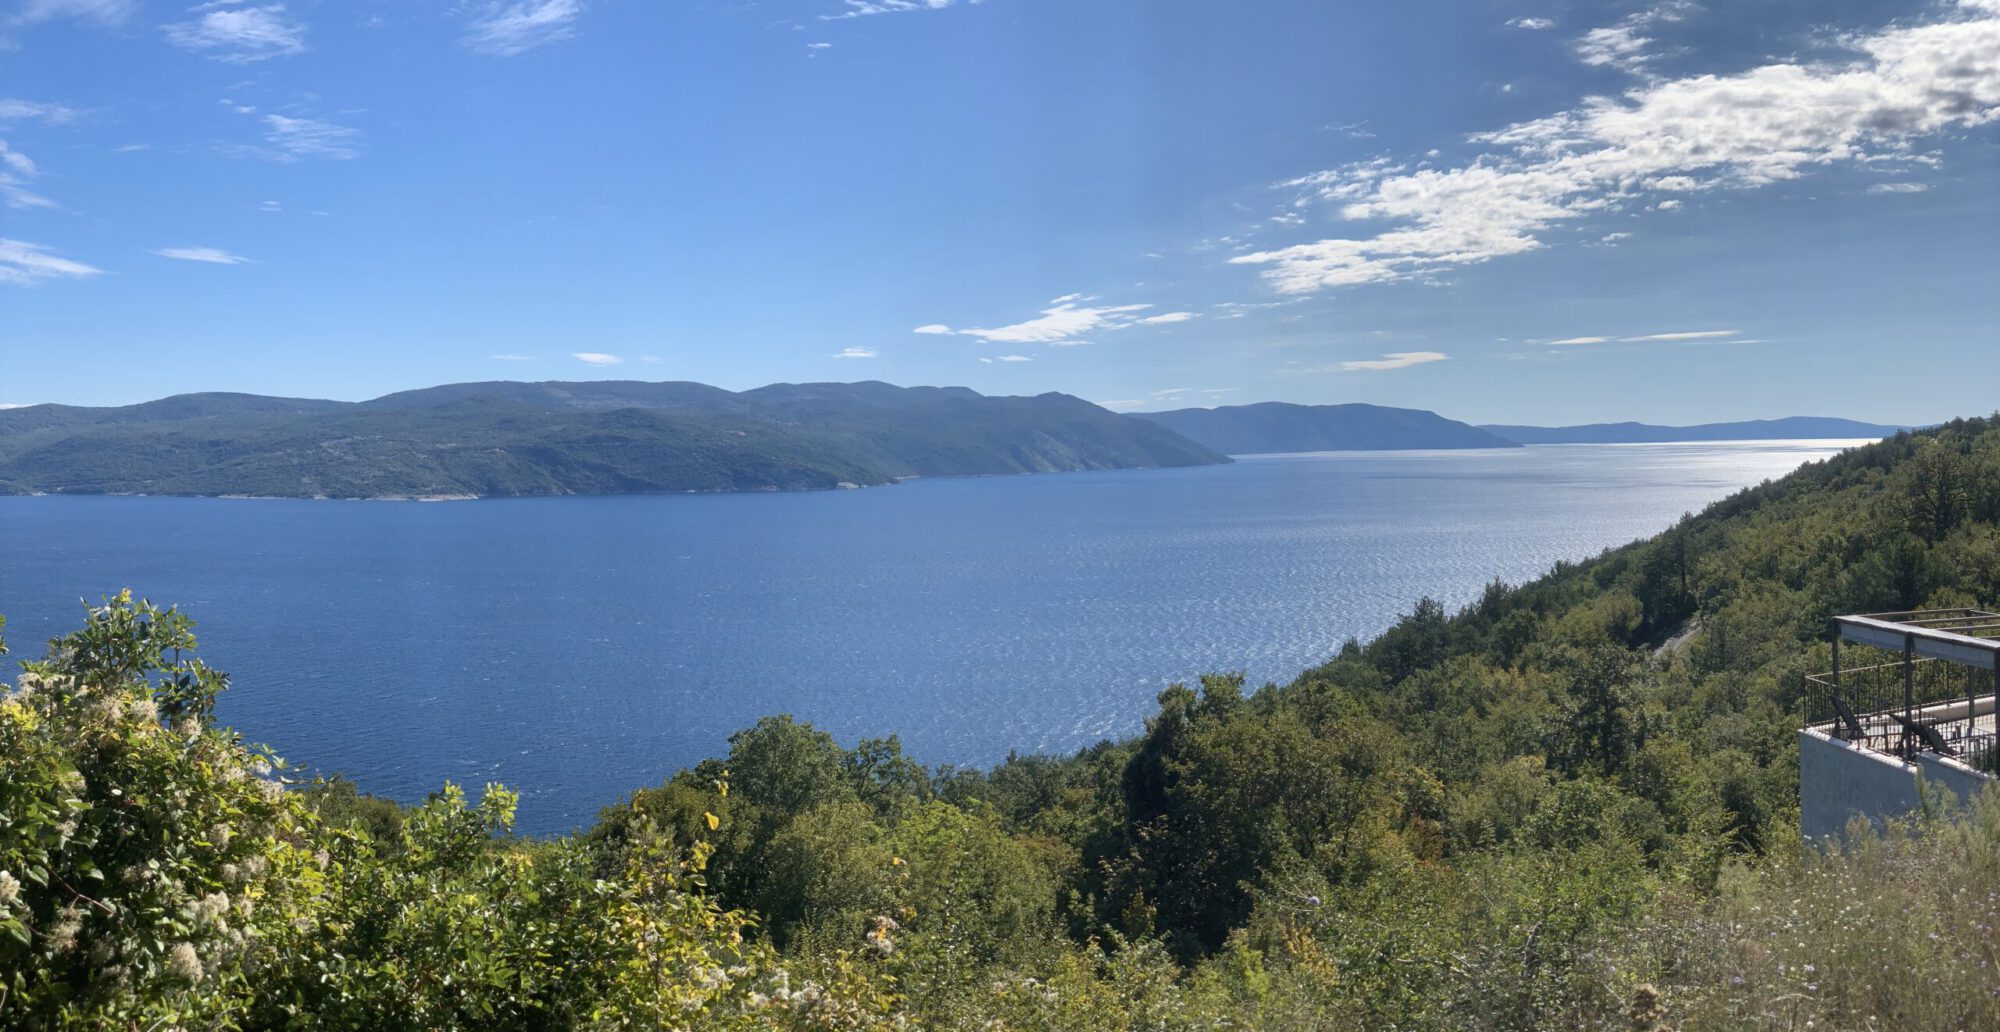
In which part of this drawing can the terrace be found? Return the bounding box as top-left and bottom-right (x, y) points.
(1799, 610), (2000, 840)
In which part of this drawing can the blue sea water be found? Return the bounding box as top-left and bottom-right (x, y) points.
(0, 441), (1861, 834)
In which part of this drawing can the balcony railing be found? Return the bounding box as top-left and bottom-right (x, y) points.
(1806, 657), (1999, 775)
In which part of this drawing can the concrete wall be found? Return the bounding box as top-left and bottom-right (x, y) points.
(1799, 728), (1995, 841)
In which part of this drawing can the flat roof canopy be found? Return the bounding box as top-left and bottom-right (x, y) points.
(1837, 610), (2000, 668)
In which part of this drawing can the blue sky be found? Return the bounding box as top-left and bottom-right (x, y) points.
(1, 0), (1995, 425)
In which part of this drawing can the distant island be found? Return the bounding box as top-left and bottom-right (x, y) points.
(1135, 403), (1905, 455)
(0, 380), (1226, 500)
(1479, 416), (1907, 445)
(1133, 402), (1520, 454)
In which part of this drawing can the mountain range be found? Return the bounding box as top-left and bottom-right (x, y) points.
(0, 381), (1909, 499)
(1133, 402), (1519, 453)
(1477, 416), (1908, 445)
(0, 381), (1226, 499)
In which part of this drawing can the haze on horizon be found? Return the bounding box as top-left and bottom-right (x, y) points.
(2, 0), (1996, 426)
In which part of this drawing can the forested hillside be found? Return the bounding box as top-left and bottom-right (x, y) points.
(1135, 401), (1519, 453)
(3, 418), (1998, 1029)
(0, 381), (1226, 498)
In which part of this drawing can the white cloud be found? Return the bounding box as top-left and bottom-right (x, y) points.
(1200, 387), (1241, 395)
(912, 323), (952, 334)
(1600, 231), (1631, 243)
(489, 354), (535, 361)
(1137, 311), (1198, 325)
(0, 139), (55, 209)
(257, 199), (281, 212)
(1549, 329), (1740, 345)
(1151, 387), (1190, 396)
(572, 352), (623, 366)
(462, 0), (585, 56)
(0, 99), (79, 124)
(1508, 16), (1555, 31)
(823, 0), (977, 21)
(1093, 399), (1148, 410)
(995, 354), (1032, 362)
(12, 0), (134, 27)
(1232, 3), (2000, 295)
(948, 301), (1156, 345)
(257, 114), (360, 160)
(164, 3), (308, 63)
(0, 237), (101, 286)
(1573, 23), (1652, 73)
(1340, 351), (1450, 372)
(1622, 329), (1736, 341)
(1868, 181), (1929, 193)
(152, 246), (254, 264)
(832, 346), (878, 359)
(0, 402), (33, 409)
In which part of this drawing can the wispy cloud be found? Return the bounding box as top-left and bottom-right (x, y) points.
(823, 0), (979, 21)
(0, 402), (34, 409)
(1093, 399), (1148, 410)
(462, 0), (585, 56)
(11, 0), (135, 28)
(257, 113), (361, 161)
(0, 99), (80, 124)
(928, 299), (1188, 346)
(1623, 329), (1736, 342)
(1508, 16), (1555, 31)
(0, 237), (101, 286)
(1548, 329), (1740, 345)
(1868, 181), (1929, 194)
(572, 352), (623, 366)
(152, 245), (254, 264)
(832, 346), (878, 359)
(0, 139), (55, 209)
(489, 353), (535, 361)
(164, 3), (308, 63)
(1341, 351), (1449, 371)
(1231, 2), (2000, 295)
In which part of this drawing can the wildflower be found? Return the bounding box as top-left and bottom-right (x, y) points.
(191, 891), (230, 927)
(0, 870), (18, 908)
(166, 942), (204, 982)
(127, 696), (158, 724)
(48, 905), (83, 955)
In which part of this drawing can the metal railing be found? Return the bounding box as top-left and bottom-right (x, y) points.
(1806, 657), (1999, 775)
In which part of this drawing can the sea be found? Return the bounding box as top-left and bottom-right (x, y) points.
(0, 440), (1864, 834)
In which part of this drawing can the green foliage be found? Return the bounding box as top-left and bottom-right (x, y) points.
(4, 416), (1999, 1029)
(0, 380), (1227, 498)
